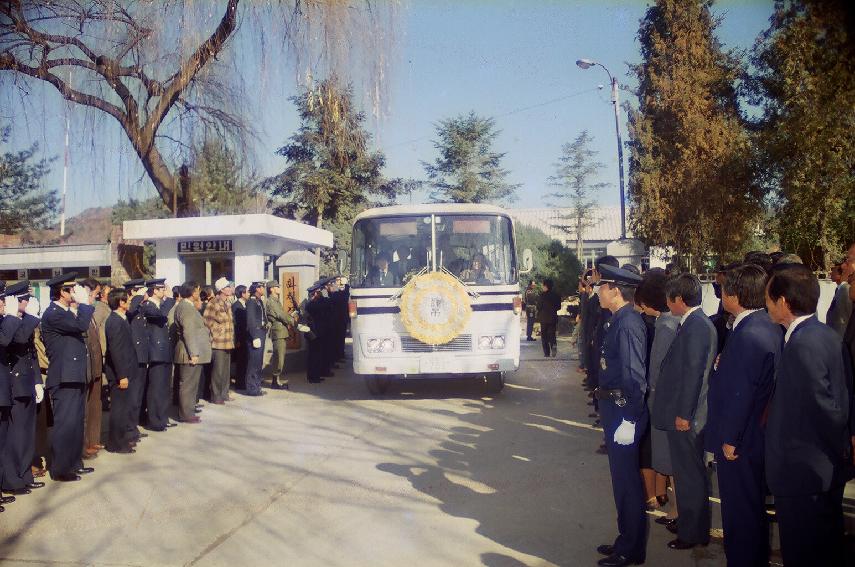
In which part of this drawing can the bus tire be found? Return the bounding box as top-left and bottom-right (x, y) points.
(365, 375), (390, 396)
(485, 372), (505, 394)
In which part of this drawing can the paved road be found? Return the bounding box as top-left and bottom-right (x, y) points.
(0, 338), (730, 567)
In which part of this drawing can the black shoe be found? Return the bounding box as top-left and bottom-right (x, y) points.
(4, 487), (31, 495)
(596, 545), (615, 556)
(598, 553), (643, 566)
(589, 412), (598, 418)
(0, 505), (4, 512)
(26, 482), (45, 490)
(166, 422), (178, 428)
(269, 382), (284, 390)
(51, 473), (81, 482)
(666, 522), (678, 534)
(0, 496), (15, 504)
(194, 408), (202, 413)
(76, 467), (95, 475)
(107, 447), (136, 454)
(667, 538), (704, 550)
(308, 378), (324, 383)
(147, 426), (167, 432)
(654, 516), (677, 527)
(138, 433), (149, 438)
(596, 444), (608, 455)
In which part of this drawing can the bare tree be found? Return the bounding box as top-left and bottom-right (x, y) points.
(0, 0), (397, 216)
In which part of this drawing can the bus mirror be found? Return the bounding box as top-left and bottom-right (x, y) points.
(520, 248), (534, 274)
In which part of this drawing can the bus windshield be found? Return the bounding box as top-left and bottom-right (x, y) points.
(351, 214), (516, 288)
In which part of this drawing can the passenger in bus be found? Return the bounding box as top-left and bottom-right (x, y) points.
(392, 245), (415, 281)
(367, 253), (400, 288)
(460, 253), (494, 284)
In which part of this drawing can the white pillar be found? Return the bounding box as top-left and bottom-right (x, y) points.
(233, 236), (266, 285)
(155, 239), (183, 288)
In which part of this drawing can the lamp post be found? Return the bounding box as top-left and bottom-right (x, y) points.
(576, 58), (626, 240)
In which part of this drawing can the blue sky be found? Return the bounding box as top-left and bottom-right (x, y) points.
(2, 0), (774, 218)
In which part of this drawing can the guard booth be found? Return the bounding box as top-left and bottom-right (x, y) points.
(123, 214), (332, 291)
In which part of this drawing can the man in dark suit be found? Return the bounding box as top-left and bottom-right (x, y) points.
(245, 282), (268, 396)
(0, 285), (23, 503)
(231, 285), (249, 391)
(141, 279), (173, 431)
(705, 264), (781, 566)
(39, 273), (96, 482)
(303, 280), (329, 384)
(652, 273), (716, 550)
(103, 289), (139, 453)
(1, 282), (44, 496)
(367, 253), (399, 288)
(124, 278), (148, 441)
(765, 263), (850, 566)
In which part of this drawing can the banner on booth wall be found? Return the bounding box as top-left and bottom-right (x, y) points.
(281, 272), (301, 350)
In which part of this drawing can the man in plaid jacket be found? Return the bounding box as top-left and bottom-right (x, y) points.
(203, 278), (235, 404)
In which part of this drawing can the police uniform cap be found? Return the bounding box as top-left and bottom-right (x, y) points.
(145, 278), (167, 287)
(4, 280), (30, 300)
(46, 272), (78, 289)
(123, 278), (146, 290)
(598, 264), (643, 288)
(307, 279), (326, 293)
(266, 280), (280, 291)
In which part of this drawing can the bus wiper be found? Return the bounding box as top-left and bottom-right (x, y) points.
(389, 266), (429, 302)
(439, 266), (480, 299)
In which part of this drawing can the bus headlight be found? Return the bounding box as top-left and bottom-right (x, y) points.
(367, 337), (396, 353)
(478, 335), (506, 350)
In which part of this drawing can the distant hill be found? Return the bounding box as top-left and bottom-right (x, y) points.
(0, 207), (115, 248)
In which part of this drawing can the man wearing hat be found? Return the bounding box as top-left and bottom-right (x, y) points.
(0, 285), (23, 506)
(1, 282), (45, 495)
(244, 282), (268, 396)
(593, 264), (649, 567)
(141, 279), (174, 430)
(203, 278), (235, 404)
(40, 273), (96, 482)
(123, 278), (149, 441)
(265, 280), (294, 390)
(302, 280), (328, 384)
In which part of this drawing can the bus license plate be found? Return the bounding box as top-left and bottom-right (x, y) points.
(420, 357), (452, 373)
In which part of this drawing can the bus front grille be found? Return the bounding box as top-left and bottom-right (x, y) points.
(400, 334), (473, 352)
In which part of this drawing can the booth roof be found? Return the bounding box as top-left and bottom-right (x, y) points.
(122, 214), (333, 249)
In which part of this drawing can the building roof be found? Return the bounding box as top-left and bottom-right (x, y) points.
(508, 207), (629, 243)
(123, 214), (333, 249)
(0, 243), (111, 269)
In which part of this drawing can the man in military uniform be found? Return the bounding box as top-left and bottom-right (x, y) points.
(40, 273), (96, 482)
(593, 264), (649, 567)
(124, 278), (149, 442)
(1, 281), (44, 495)
(141, 279), (174, 431)
(265, 281), (294, 390)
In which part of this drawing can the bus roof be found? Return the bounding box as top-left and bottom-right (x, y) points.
(354, 203), (513, 222)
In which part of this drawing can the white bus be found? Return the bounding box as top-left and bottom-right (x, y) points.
(348, 204), (531, 395)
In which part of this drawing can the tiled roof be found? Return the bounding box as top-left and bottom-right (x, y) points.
(509, 207), (629, 243)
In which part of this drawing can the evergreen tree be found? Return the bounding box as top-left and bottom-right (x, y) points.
(748, 0), (855, 268)
(191, 141), (264, 216)
(545, 130), (606, 261)
(423, 111), (518, 204)
(515, 224), (581, 299)
(0, 126), (60, 234)
(626, 0), (761, 269)
(265, 77), (403, 273)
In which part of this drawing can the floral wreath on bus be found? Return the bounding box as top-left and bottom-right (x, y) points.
(399, 271), (472, 345)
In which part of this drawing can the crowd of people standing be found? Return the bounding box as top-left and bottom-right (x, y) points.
(0, 272), (349, 512)
(575, 245), (855, 567)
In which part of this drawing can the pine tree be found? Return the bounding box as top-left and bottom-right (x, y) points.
(626, 0), (761, 270)
(0, 126), (60, 234)
(545, 130), (606, 261)
(748, 0), (855, 268)
(265, 77), (403, 273)
(191, 141), (264, 216)
(423, 112), (518, 204)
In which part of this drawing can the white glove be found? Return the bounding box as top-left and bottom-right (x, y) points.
(252, 338), (261, 349)
(72, 284), (90, 305)
(4, 295), (19, 316)
(34, 383), (45, 404)
(24, 296), (40, 317)
(297, 324), (311, 333)
(613, 419), (636, 446)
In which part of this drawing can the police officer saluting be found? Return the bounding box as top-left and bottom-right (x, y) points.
(124, 278), (149, 441)
(40, 273), (96, 482)
(593, 264), (648, 567)
(141, 279), (173, 431)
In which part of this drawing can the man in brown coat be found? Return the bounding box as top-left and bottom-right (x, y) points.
(80, 279), (104, 460)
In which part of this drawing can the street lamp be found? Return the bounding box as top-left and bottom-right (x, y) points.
(576, 58), (626, 240)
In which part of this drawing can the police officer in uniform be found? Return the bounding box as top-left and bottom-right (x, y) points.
(1, 281), (44, 495)
(245, 282), (268, 396)
(593, 264), (648, 567)
(40, 273), (96, 482)
(124, 278), (149, 441)
(141, 279), (174, 431)
(0, 283), (23, 506)
(302, 279), (328, 384)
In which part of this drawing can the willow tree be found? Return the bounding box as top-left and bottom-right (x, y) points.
(626, 0), (762, 269)
(748, 0), (855, 268)
(0, 0), (397, 216)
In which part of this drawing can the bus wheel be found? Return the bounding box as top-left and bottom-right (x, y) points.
(365, 375), (390, 396)
(485, 372), (505, 394)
